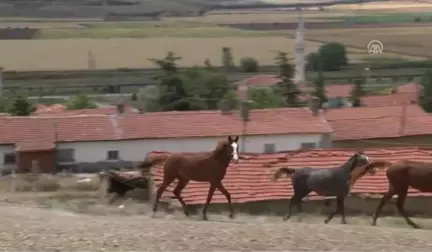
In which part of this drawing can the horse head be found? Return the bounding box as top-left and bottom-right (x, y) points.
(345, 151), (370, 172)
(215, 135), (240, 163)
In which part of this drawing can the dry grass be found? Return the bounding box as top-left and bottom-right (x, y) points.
(0, 174), (100, 193)
(0, 37), (420, 71)
(303, 26), (432, 58)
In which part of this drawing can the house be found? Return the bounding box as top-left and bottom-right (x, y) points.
(326, 104), (432, 148)
(234, 75), (420, 107)
(0, 104), (332, 173)
(148, 147), (432, 206)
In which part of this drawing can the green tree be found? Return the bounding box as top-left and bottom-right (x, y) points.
(0, 96), (8, 113)
(349, 79), (366, 107)
(248, 87), (286, 109)
(149, 51), (181, 76)
(8, 95), (35, 116)
(149, 52), (205, 111)
(274, 51), (301, 107)
(318, 42), (348, 71)
(184, 68), (231, 109)
(306, 52), (322, 71)
(137, 86), (160, 112)
(420, 69), (432, 112)
(66, 93), (97, 110)
(240, 57), (259, 72)
(311, 70), (327, 105)
(221, 47), (235, 71)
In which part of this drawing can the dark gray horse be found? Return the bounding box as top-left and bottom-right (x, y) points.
(272, 152), (371, 224)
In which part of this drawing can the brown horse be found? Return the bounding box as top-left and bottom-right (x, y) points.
(139, 136), (240, 220)
(371, 160), (432, 228)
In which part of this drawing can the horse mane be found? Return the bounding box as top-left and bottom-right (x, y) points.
(340, 153), (359, 172)
(211, 139), (230, 158)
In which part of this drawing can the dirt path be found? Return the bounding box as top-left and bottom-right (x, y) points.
(1, 204), (432, 251)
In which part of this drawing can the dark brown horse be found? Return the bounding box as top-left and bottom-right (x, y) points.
(371, 160), (432, 228)
(272, 152), (372, 224)
(139, 136), (240, 220)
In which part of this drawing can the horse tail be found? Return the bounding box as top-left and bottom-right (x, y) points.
(271, 167), (296, 182)
(138, 154), (170, 171)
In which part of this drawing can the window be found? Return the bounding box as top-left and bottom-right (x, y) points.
(107, 150), (119, 160)
(301, 142), (316, 150)
(264, 144), (275, 154)
(56, 149), (75, 163)
(4, 153), (16, 165)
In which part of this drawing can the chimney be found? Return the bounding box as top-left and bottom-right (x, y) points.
(308, 96), (320, 116)
(116, 103), (125, 114)
(219, 99), (231, 114)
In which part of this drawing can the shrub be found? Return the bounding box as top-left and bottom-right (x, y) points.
(240, 57), (259, 72)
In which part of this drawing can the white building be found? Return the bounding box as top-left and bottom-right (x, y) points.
(0, 104), (333, 173)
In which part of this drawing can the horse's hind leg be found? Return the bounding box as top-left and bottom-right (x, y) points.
(395, 189), (420, 228)
(372, 186), (396, 226)
(172, 177), (190, 217)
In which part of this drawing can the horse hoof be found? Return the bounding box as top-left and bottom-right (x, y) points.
(229, 213), (234, 219)
(371, 222), (377, 226)
(203, 216), (208, 221)
(324, 220), (330, 224)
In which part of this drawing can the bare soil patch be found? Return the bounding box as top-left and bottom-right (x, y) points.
(1, 201), (432, 251)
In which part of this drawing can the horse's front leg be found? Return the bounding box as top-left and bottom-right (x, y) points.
(338, 196), (347, 224)
(324, 196), (346, 224)
(202, 184), (217, 220)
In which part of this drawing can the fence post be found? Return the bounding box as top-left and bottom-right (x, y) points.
(10, 165), (16, 193)
(147, 168), (153, 203)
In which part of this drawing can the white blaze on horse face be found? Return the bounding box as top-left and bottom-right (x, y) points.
(231, 142), (239, 162)
(362, 154), (370, 163)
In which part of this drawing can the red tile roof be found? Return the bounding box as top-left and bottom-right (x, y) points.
(15, 140), (56, 152)
(116, 108), (332, 139)
(397, 83), (421, 94)
(0, 115), (124, 147)
(361, 93), (418, 107)
(325, 84), (353, 98)
(0, 108), (332, 150)
(149, 147), (432, 205)
(326, 104), (432, 140)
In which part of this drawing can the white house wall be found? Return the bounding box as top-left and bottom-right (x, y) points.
(57, 134), (324, 163)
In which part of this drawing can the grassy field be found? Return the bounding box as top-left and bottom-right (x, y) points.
(0, 3), (431, 70)
(1, 36), (398, 70)
(301, 26), (432, 58)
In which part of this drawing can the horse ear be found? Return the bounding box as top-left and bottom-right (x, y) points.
(234, 136), (239, 142)
(228, 136), (233, 142)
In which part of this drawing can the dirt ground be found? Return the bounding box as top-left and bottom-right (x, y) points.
(2, 192), (432, 251)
